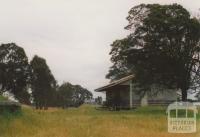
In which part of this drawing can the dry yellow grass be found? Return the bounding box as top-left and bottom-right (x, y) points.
(0, 105), (200, 137)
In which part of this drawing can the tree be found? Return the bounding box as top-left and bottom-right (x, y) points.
(30, 55), (56, 109)
(57, 82), (93, 108)
(58, 82), (74, 108)
(72, 85), (93, 106)
(106, 36), (134, 80)
(95, 96), (102, 105)
(107, 4), (200, 101)
(0, 43), (30, 104)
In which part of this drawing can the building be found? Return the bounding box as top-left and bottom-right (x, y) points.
(95, 75), (178, 109)
(84, 98), (96, 104)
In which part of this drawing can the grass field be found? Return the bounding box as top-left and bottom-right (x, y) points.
(0, 105), (200, 137)
(0, 95), (7, 101)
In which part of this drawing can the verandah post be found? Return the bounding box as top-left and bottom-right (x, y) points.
(130, 80), (133, 109)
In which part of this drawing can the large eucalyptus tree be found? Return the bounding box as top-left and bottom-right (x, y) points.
(107, 4), (200, 101)
(0, 43), (30, 104)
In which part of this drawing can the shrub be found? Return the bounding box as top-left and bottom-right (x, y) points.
(0, 101), (21, 113)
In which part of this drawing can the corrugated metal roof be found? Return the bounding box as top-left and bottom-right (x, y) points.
(95, 75), (134, 92)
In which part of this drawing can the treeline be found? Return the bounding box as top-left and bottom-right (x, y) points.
(0, 43), (92, 109)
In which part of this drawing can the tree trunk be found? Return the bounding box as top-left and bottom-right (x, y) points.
(181, 88), (187, 101)
(39, 102), (43, 110)
(36, 102), (39, 109)
(44, 104), (48, 110)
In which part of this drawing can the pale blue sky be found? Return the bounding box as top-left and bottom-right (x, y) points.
(0, 0), (199, 97)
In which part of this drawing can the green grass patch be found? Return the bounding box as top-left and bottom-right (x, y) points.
(0, 95), (7, 101)
(0, 105), (199, 137)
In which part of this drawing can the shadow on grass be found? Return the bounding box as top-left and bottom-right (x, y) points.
(0, 109), (22, 121)
(94, 105), (167, 116)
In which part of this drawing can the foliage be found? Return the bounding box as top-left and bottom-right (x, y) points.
(57, 82), (74, 108)
(0, 43), (31, 104)
(95, 96), (103, 105)
(0, 101), (21, 113)
(72, 85), (93, 106)
(106, 36), (134, 80)
(57, 82), (93, 108)
(0, 43), (92, 108)
(107, 4), (200, 101)
(0, 95), (8, 101)
(30, 55), (57, 109)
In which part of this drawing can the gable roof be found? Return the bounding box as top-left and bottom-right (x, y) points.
(95, 75), (134, 92)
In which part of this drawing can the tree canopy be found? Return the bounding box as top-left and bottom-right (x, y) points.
(0, 43), (30, 104)
(30, 55), (57, 109)
(107, 4), (200, 101)
(58, 82), (93, 108)
(0, 43), (93, 108)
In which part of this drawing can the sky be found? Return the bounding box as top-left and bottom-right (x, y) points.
(0, 0), (199, 98)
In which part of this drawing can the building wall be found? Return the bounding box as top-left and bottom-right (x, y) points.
(105, 83), (177, 108)
(106, 86), (129, 108)
(130, 84), (177, 107)
(131, 89), (141, 107)
(135, 85), (177, 106)
(120, 87), (130, 107)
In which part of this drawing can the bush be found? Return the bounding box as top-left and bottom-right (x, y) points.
(0, 101), (21, 113)
(0, 95), (8, 101)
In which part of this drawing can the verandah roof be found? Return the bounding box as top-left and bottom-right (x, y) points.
(95, 75), (134, 92)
